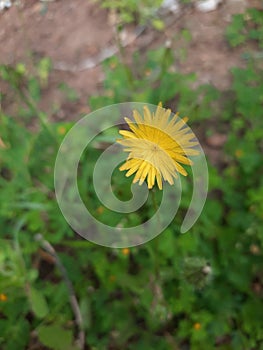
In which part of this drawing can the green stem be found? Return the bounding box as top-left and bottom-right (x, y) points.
(157, 45), (172, 82)
(115, 25), (134, 91)
(151, 189), (161, 280)
(15, 86), (58, 144)
(35, 234), (85, 349)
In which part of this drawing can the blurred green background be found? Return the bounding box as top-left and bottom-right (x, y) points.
(0, 1), (263, 349)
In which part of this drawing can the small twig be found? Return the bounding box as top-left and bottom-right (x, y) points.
(35, 234), (85, 350)
(53, 26), (145, 73)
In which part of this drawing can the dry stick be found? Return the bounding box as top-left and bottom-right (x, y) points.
(35, 234), (85, 350)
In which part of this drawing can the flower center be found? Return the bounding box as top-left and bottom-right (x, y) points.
(151, 144), (159, 152)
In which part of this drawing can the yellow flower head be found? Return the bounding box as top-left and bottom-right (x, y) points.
(57, 126), (67, 135)
(122, 248), (130, 256)
(193, 322), (201, 330)
(235, 149), (243, 158)
(0, 293), (7, 302)
(117, 103), (199, 190)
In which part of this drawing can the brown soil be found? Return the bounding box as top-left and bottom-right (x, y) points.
(0, 0), (260, 124)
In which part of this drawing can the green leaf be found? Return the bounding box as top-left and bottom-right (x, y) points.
(5, 319), (30, 350)
(29, 287), (49, 319)
(152, 19), (165, 31)
(38, 324), (77, 350)
(157, 228), (175, 259)
(28, 77), (41, 102)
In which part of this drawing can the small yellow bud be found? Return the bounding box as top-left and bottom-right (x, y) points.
(96, 206), (104, 215)
(235, 149), (243, 158)
(193, 322), (201, 330)
(0, 293), (8, 302)
(57, 126), (67, 135)
(122, 248), (130, 256)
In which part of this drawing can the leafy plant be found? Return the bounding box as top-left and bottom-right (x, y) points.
(89, 46), (219, 123)
(97, 0), (163, 25)
(0, 16), (263, 349)
(226, 8), (263, 48)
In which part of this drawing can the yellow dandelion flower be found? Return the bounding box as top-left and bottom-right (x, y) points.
(235, 149), (243, 158)
(96, 206), (105, 215)
(0, 293), (7, 302)
(122, 248), (130, 256)
(117, 103), (199, 190)
(57, 126), (66, 135)
(193, 322), (201, 330)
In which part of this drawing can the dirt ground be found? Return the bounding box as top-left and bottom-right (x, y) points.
(0, 0), (260, 123)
